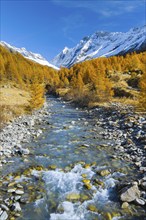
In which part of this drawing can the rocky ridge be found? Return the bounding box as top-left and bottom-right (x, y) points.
(51, 25), (146, 67)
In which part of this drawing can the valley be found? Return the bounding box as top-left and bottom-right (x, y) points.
(0, 25), (146, 220)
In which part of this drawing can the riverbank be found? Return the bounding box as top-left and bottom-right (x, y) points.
(0, 84), (31, 129)
(89, 102), (146, 170)
(0, 96), (146, 219)
(88, 102), (146, 207)
(0, 102), (50, 167)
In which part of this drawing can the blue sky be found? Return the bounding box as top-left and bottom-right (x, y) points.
(1, 0), (146, 60)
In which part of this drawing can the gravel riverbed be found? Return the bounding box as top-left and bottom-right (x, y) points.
(0, 103), (50, 167)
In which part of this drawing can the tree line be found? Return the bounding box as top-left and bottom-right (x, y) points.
(0, 45), (146, 110)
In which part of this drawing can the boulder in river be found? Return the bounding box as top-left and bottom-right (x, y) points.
(120, 184), (140, 202)
(97, 169), (111, 176)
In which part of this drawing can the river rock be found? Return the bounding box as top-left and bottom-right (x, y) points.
(121, 202), (129, 209)
(0, 209), (2, 215)
(82, 179), (90, 184)
(80, 194), (90, 202)
(14, 196), (21, 201)
(83, 182), (92, 190)
(103, 212), (112, 220)
(15, 190), (24, 195)
(66, 193), (80, 201)
(21, 148), (30, 155)
(20, 194), (30, 203)
(48, 165), (57, 170)
(87, 204), (98, 213)
(97, 169), (111, 176)
(0, 204), (9, 212)
(135, 198), (145, 205)
(7, 188), (16, 193)
(120, 184), (140, 202)
(141, 182), (146, 190)
(0, 211), (8, 220)
(10, 202), (21, 212)
(3, 198), (10, 206)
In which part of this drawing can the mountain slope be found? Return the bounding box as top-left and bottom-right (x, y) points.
(0, 41), (59, 70)
(51, 26), (146, 68)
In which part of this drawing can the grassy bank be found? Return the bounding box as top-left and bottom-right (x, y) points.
(0, 83), (30, 128)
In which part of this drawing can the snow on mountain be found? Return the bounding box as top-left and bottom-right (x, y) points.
(51, 26), (146, 68)
(0, 41), (59, 70)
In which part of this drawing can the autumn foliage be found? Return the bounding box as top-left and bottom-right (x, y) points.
(57, 52), (146, 108)
(0, 44), (146, 110)
(0, 45), (59, 110)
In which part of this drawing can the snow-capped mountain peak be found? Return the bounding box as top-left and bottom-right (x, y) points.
(0, 41), (59, 70)
(62, 47), (69, 54)
(50, 25), (146, 68)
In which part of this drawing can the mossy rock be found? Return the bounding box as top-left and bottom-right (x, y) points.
(84, 164), (91, 169)
(94, 179), (104, 187)
(23, 169), (31, 176)
(84, 182), (92, 190)
(91, 162), (96, 166)
(35, 166), (44, 171)
(36, 194), (43, 200)
(77, 161), (85, 165)
(111, 212), (121, 218)
(82, 179), (90, 184)
(80, 194), (90, 202)
(28, 185), (34, 190)
(50, 200), (57, 209)
(14, 175), (21, 180)
(8, 182), (16, 187)
(97, 169), (110, 177)
(10, 217), (15, 220)
(87, 204), (98, 213)
(121, 202), (129, 209)
(82, 174), (87, 178)
(64, 166), (71, 172)
(102, 212), (112, 220)
(66, 193), (80, 201)
(48, 165), (57, 170)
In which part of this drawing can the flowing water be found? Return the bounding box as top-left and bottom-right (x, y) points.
(1, 96), (145, 220)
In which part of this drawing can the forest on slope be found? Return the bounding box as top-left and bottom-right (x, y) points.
(0, 45), (146, 126)
(57, 52), (146, 109)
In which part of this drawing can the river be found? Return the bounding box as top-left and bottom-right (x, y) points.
(1, 96), (145, 220)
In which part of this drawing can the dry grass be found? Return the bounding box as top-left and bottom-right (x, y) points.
(88, 97), (139, 109)
(88, 102), (111, 108)
(56, 88), (70, 96)
(111, 97), (139, 108)
(0, 87), (30, 105)
(0, 85), (30, 128)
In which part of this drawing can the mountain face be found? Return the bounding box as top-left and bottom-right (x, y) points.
(0, 41), (59, 70)
(51, 26), (146, 68)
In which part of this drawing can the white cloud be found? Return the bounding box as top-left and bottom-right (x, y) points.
(51, 0), (144, 18)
